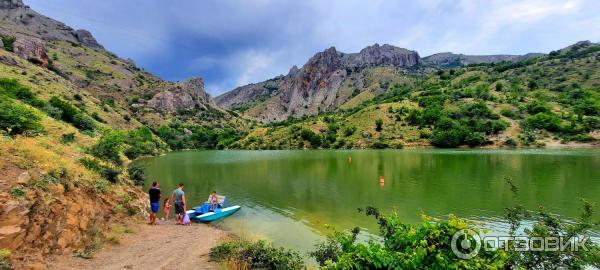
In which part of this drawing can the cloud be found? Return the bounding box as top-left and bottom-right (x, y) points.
(26, 0), (600, 95)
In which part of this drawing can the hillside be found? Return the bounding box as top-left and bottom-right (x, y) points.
(0, 1), (244, 268)
(215, 43), (542, 121)
(231, 41), (600, 149)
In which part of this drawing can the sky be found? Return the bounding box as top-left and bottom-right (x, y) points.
(26, 0), (600, 96)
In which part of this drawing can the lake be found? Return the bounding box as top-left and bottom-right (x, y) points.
(135, 149), (600, 254)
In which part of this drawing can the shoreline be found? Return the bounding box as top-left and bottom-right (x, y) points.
(50, 219), (232, 270)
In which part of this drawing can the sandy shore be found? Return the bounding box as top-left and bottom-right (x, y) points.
(50, 220), (230, 270)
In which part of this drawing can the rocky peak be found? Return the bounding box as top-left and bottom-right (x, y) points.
(303, 46), (343, 73)
(0, 0), (104, 50)
(287, 65), (299, 77)
(0, 0), (24, 9)
(343, 43), (421, 68)
(179, 77), (212, 105)
(147, 77), (215, 113)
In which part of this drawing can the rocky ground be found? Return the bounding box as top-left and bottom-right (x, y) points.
(50, 221), (229, 270)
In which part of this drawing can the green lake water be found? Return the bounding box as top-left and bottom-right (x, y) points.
(136, 149), (600, 253)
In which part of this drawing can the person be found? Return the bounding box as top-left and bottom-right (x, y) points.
(208, 191), (219, 211)
(171, 183), (186, 225)
(163, 198), (170, 221)
(148, 181), (161, 225)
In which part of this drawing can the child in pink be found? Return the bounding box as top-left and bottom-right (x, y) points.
(163, 198), (170, 221)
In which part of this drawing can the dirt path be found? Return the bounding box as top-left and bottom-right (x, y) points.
(50, 221), (230, 270)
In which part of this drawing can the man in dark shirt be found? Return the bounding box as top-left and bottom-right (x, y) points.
(148, 181), (161, 225)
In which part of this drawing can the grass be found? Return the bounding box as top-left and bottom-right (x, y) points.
(0, 248), (10, 270)
(106, 225), (133, 244)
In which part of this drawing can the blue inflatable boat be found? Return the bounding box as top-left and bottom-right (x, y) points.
(185, 195), (241, 223)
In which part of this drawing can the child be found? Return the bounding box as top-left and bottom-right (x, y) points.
(163, 198), (170, 221)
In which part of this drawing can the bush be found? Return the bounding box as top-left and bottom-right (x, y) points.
(313, 207), (508, 269)
(431, 126), (467, 148)
(61, 133), (76, 144)
(375, 119), (383, 132)
(128, 164), (146, 186)
(9, 187), (25, 198)
(525, 112), (562, 132)
(72, 113), (96, 131)
(90, 130), (124, 164)
(1, 36), (15, 51)
(0, 98), (44, 136)
(0, 248), (11, 270)
(209, 240), (304, 270)
(343, 126), (356, 137)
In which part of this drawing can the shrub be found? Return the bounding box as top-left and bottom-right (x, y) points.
(525, 112), (561, 132)
(61, 133), (76, 144)
(49, 96), (78, 122)
(1, 36), (15, 51)
(314, 207), (508, 269)
(343, 126), (356, 137)
(9, 187), (25, 198)
(90, 130), (124, 165)
(0, 248), (11, 270)
(101, 167), (121, 183)
(371, 140), (389, 149)
(500, 107), (517, 119)
(375, 119), (383, 132)
(209, 240), (304, 270)
(72, 113), (96, 131)
(504, 138), (518, 147)
(0, 98), (44, 136)
(127, 164), (146, 186)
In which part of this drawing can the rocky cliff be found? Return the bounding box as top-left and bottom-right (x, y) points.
(147, 77), (216, 113)
(0, 0), (103, 49)
(217, 44), (421, 121)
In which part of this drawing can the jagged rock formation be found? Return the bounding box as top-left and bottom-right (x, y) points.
(217, 44), (421, 121)
(0, 0), (104, 49)
(147, 77), (216, 113)
(342, 43), (420, 68)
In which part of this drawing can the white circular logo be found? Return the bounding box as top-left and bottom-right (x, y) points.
(451, 229), (482, 259)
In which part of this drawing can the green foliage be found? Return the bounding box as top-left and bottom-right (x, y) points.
(375, 119), (383, 132)
(90, 130), (124, 165)
(525, 112), (562, 132)
(123, 126), (165, 159)
(0, 79), (46, 108)
(343, 126), (356, 137)
(155, 123), (244, 150)
(0, 248), (11, 270)
(127, 164), (146, 186)
(503, 180), (600, 270)
(49, 96), (96, 131)
(9, 187), (25, 198)
(1, 36), (15, 51)
(0, 97), (44, 136)
(314, 207), (508, 269)
(209, 240), (304, 270)
(60, 133), (76, 144)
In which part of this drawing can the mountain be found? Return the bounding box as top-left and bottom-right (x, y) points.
(216, 43), (543, 122)
(217, 44), (422, 121)
(422, 52), (543, 68)
(0, 1), (239, 268)
(233, 41), (600, 150)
